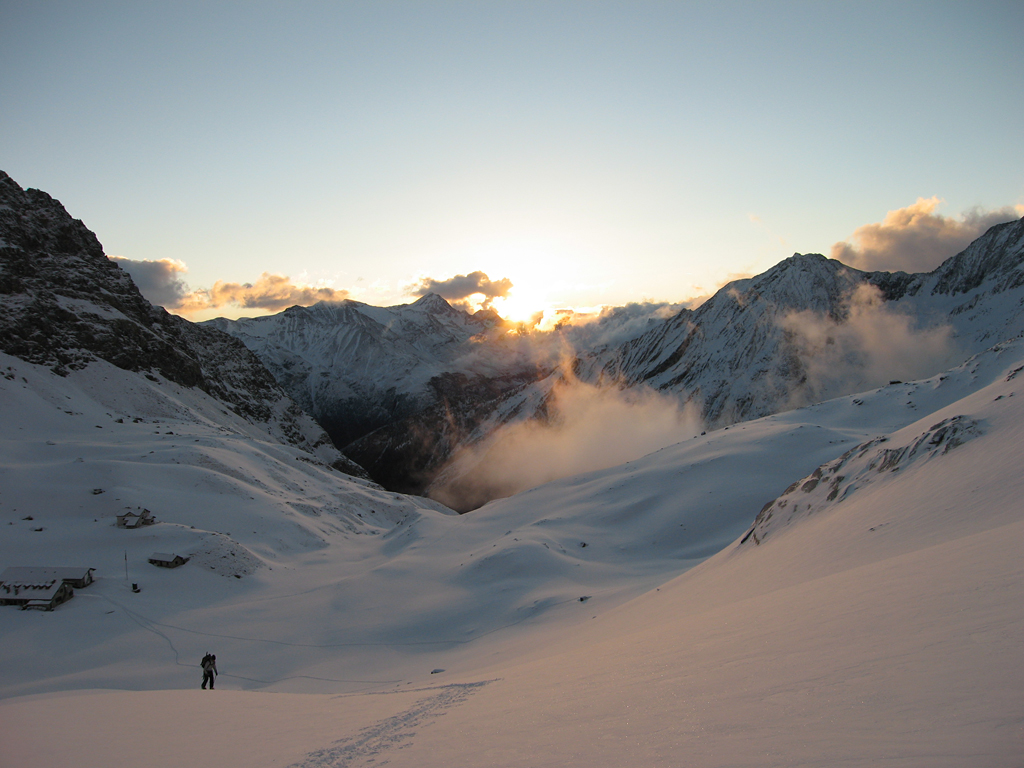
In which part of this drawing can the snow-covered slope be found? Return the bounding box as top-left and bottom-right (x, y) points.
(5, 333), (1011, 698)
(0, 350), (457, 698)
(3, 170), (1022, 765)
(389, 342), (1024, 767)
(3, 327), (1024, 765)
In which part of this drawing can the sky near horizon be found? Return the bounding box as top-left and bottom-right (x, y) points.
(2, 1), (1022, 323)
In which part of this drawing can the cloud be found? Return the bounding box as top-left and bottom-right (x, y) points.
(428, 376), (702, 511)
(179, 273), (350, 313)
(781, 283), (959, 405)
(109, 256), (191, 307)
(556, 302), (685, 349)
(446, 300), (684, 382)
(409, 271), (513, 310)
(830, 198), (1020, 273)
(110, 256), (349, 315)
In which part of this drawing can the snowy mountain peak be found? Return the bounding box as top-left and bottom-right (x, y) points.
(928, 216), (1024, 296)
(205, 286), (542, 463)
(408, 292), (460, 314)
(0, 169), (357, 472)
(739, 252), (863, 313)
(580, 218), (1024, 432)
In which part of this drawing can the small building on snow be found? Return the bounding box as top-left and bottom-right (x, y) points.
(0, 567), (94, 610)
(117, 508), (156, 529)
(148, 553), (189, 568)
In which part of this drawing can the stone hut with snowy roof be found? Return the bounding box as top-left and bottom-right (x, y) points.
(148, 553), (189, 568)
(117, 508), (156, 529)
(0, 567), (94, 610)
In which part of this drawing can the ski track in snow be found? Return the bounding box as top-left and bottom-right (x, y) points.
(288, 681), (496, 768)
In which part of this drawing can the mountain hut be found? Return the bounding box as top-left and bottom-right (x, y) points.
(116, 508), (155, 529)
(148, 553), (189, 568)
(0, 566), (95, 589)
(0, 567), (93, 610)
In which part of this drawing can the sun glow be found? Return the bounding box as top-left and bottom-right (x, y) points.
(449, 238), (614, 330)
(489, 293), (545, 325)
(488, 296), (607, 333)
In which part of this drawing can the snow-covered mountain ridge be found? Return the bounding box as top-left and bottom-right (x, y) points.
(203, 294), (529, 445)
(583, 216), (1024, 425)
(207, 216), (1024, 505)
(0, 171), (355, 473)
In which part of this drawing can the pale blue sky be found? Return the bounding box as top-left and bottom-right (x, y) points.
(2, 1), (1022, 320)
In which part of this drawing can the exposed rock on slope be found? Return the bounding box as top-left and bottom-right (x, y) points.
(741, 414), (984, 547)
(0, 170), (362, 475)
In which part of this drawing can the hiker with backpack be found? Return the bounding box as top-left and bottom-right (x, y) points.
(201, 653), (218, 689)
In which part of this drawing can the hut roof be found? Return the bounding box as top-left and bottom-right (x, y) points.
(0, 567), (93, 585)
(0, 578), (64, 601)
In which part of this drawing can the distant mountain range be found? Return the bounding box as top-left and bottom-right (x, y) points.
(203, 293), (533, 447)
(579, 217), (1024, 424)
(3, 168), (1023, 510)
(4, 174), (1022, 759)
(208, 214), (1024, 506)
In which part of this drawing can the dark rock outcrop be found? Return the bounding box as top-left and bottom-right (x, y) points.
(0, 170), (365, 477)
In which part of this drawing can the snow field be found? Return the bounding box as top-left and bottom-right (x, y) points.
(2, 337), (1024, 765)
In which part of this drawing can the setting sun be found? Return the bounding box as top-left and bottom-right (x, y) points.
(465, 240), (593, 327)
(489, 292), (544, 325)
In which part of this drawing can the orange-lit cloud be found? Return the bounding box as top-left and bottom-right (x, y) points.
(409, 270), (513, 311)
(110, 256), (349, 315)
(831, 198), (1020, 273)
(177, 273), (350, 314)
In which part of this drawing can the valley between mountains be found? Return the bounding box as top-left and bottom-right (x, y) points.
(1, 170), (1022, 767)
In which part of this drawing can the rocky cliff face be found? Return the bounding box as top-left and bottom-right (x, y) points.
(0, 170), (364, 476)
